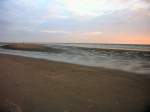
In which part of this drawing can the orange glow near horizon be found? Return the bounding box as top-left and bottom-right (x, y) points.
(75, 34), (150, 45)
(104, 35), (150, 45)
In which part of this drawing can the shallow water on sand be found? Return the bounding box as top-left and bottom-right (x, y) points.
(0, 43), (150, 74)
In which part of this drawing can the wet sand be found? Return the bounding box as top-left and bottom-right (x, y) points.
(1, 43), (63, 53)
(0, 54), (150, 112)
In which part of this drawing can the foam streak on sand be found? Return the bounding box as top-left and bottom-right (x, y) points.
(0, 54), (150, 112)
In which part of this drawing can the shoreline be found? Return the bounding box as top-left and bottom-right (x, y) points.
(0, 43), (150, 75)
(1, 43), (150, 53)
(0, 54), (150, 112)
(0, 52), (149, 76)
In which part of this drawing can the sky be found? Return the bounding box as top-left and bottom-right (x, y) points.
(0, 0), (150, 44)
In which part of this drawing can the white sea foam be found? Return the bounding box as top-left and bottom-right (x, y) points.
(0, 43), (150, 74)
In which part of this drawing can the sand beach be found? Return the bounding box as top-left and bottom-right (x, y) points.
(0, 52), (150, 112)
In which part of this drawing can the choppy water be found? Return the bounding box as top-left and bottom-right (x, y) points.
(0, 43), (150, 74)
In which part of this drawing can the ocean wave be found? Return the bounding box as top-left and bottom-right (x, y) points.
(0, 43), (150, 74)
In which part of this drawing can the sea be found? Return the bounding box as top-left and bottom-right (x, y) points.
(0, 43), (150, 74)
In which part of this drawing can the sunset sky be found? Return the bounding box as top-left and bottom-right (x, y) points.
(0, 0), (150, 44)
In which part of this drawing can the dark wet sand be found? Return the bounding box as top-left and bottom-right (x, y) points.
(1, 43), (63, 53)
(0, 54), (150, 112)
